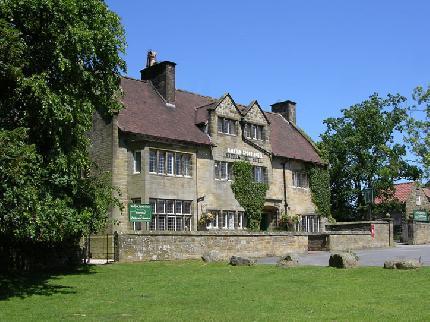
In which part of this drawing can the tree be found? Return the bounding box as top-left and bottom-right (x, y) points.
(0, 0), (126, 243)
(407, 86), (430, 180)
(320, 94), (420, 220)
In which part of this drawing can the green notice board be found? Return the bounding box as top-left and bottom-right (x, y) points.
(129, 204), (153, 222)
(413, 210), (429, 222)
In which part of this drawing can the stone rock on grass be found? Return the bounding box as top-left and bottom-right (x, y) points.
(384, 259), (421, 270)
(229, 256), (255, 266)
(329, 252), (359, 268)
(277, 254), (299, 268)
(201, 250), (223, 263)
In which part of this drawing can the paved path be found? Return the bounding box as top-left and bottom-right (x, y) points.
(257, 244), (430, 266)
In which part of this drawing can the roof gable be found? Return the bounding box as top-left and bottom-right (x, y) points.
(243, 100), (270, 125)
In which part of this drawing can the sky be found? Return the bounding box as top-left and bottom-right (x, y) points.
(106, 0), (430, 142)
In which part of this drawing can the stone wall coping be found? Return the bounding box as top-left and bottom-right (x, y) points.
(328, 221), (389, 225)
(325, 231), (371, 236)
(118, 230), (310, 237)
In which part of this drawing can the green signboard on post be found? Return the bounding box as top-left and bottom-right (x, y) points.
(363, 188), (374, 204)
(129, 204), (152, 222)
(413, 210), (429, 222)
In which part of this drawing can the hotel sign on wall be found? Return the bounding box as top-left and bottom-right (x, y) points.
(129, 204), (153, 222)
(225, 148), (263, 163)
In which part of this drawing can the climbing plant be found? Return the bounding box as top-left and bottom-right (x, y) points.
(307, 165), (331, 218)
(231, 161), (268, 231)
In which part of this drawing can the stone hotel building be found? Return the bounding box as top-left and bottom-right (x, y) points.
(90, 53), (324, 233)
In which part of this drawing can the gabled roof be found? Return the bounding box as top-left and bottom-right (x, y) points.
(374, 182), (420, 204)
(118, 77), (213, 145)
(118, 76), (323, 164)
(265, 112), (323, 164)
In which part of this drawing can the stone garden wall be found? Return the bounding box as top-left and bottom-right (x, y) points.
(326, 221), (393, 251)
(406, 222), (430, 245)
(117, 231), (308, 262)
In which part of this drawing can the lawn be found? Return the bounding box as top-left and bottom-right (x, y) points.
(1, 261), (430, 321)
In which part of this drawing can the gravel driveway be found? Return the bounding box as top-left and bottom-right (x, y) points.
(257, 244), (430, 266)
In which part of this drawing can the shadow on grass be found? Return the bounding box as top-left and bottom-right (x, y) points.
(0, 264), (96, 301)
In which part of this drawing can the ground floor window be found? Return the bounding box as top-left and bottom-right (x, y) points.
(297, 215), (320, 232)
(148, 198), (192, 231)
(206, 210), (246, 230)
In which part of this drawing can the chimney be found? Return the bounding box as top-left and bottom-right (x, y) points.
(271, 100), (296, 124)
(140, 51), (176, 105)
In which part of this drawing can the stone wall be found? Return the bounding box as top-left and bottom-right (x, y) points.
(406, 222), (430, 245)
(117, 231), (308, 262)
(326, 221), (393, 251)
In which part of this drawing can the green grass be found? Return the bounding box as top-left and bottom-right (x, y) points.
(1, 261), (430, 321)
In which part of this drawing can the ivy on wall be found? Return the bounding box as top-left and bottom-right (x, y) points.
(231, 161), (268, 231)
(307, 165), (331, 217)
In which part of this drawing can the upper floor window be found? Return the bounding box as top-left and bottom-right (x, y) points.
(214, 161), (234, 181)
(253, 166), (267, 183)
(133, 151), (141, 174)
(244, 123), (264, 141)
(217, 117), (237, 135)
(292, 171), (308, 188)
(149, 149), (192, 177)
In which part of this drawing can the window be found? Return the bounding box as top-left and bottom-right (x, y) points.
(166, 200), (174, 214)
(131, 198), (142, 231)
(214, 161), (234, 181)
(175, 153), (182, 176)
(244, 123), (264, 141)
(158, 151), (165, 174)
(292, 171), (308, 188)
(167, 153), (174, 175)
(182, 154), (192, 177)
(222, 211), (235, 230)
(218, 117), (236, 135)
(206, 210), (219, 229)
(238, 211), (245, 229)
(253, 166), (267, 183)
(133, 151), (141, 174)
(149, 198), (192, 231)
(148, 149), (192, 177)
(416, 196), (422, 206)
(149, 150), (157, 173)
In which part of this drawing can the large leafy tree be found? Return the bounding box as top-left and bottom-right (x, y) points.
(320, 94), (420, 220)
(0, 0), (126, 242)
(407, 86), (430, 180)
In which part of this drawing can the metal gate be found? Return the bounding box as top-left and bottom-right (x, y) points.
(82, 232), (118, 263)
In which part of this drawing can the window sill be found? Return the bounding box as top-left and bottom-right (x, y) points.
(149, 173), (193, 179)
(217, 132), (237, 137)
(291, 186), (310, 191)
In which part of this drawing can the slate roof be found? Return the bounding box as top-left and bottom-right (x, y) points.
(118, 76), (322, 164)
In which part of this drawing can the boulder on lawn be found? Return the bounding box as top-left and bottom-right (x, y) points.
(277, 254), (299, 268)
(329, 252), (359, 268)
(229, 256), (255, 266)
(384, 259), (421, 270)
(201, 250), (223, 263)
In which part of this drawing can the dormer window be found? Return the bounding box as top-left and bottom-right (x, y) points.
(217, 117), (237, 135)
(244, 123), (264, 141)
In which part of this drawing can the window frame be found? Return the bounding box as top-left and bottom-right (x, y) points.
(133, 151), (142, 174)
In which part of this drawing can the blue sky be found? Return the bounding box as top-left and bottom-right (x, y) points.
(106, 0), (429, 141)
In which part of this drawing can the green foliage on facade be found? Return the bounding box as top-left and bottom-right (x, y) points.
(320, 93), (421, 220)
(0, 0), (126, 242)
(307, 165), (331, 217)
(231, 161), (268, 231)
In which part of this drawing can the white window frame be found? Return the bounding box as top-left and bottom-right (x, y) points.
(133, 151), (141, 174)
(167, 152), (174, 175)
(149, 150), (157, 173)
